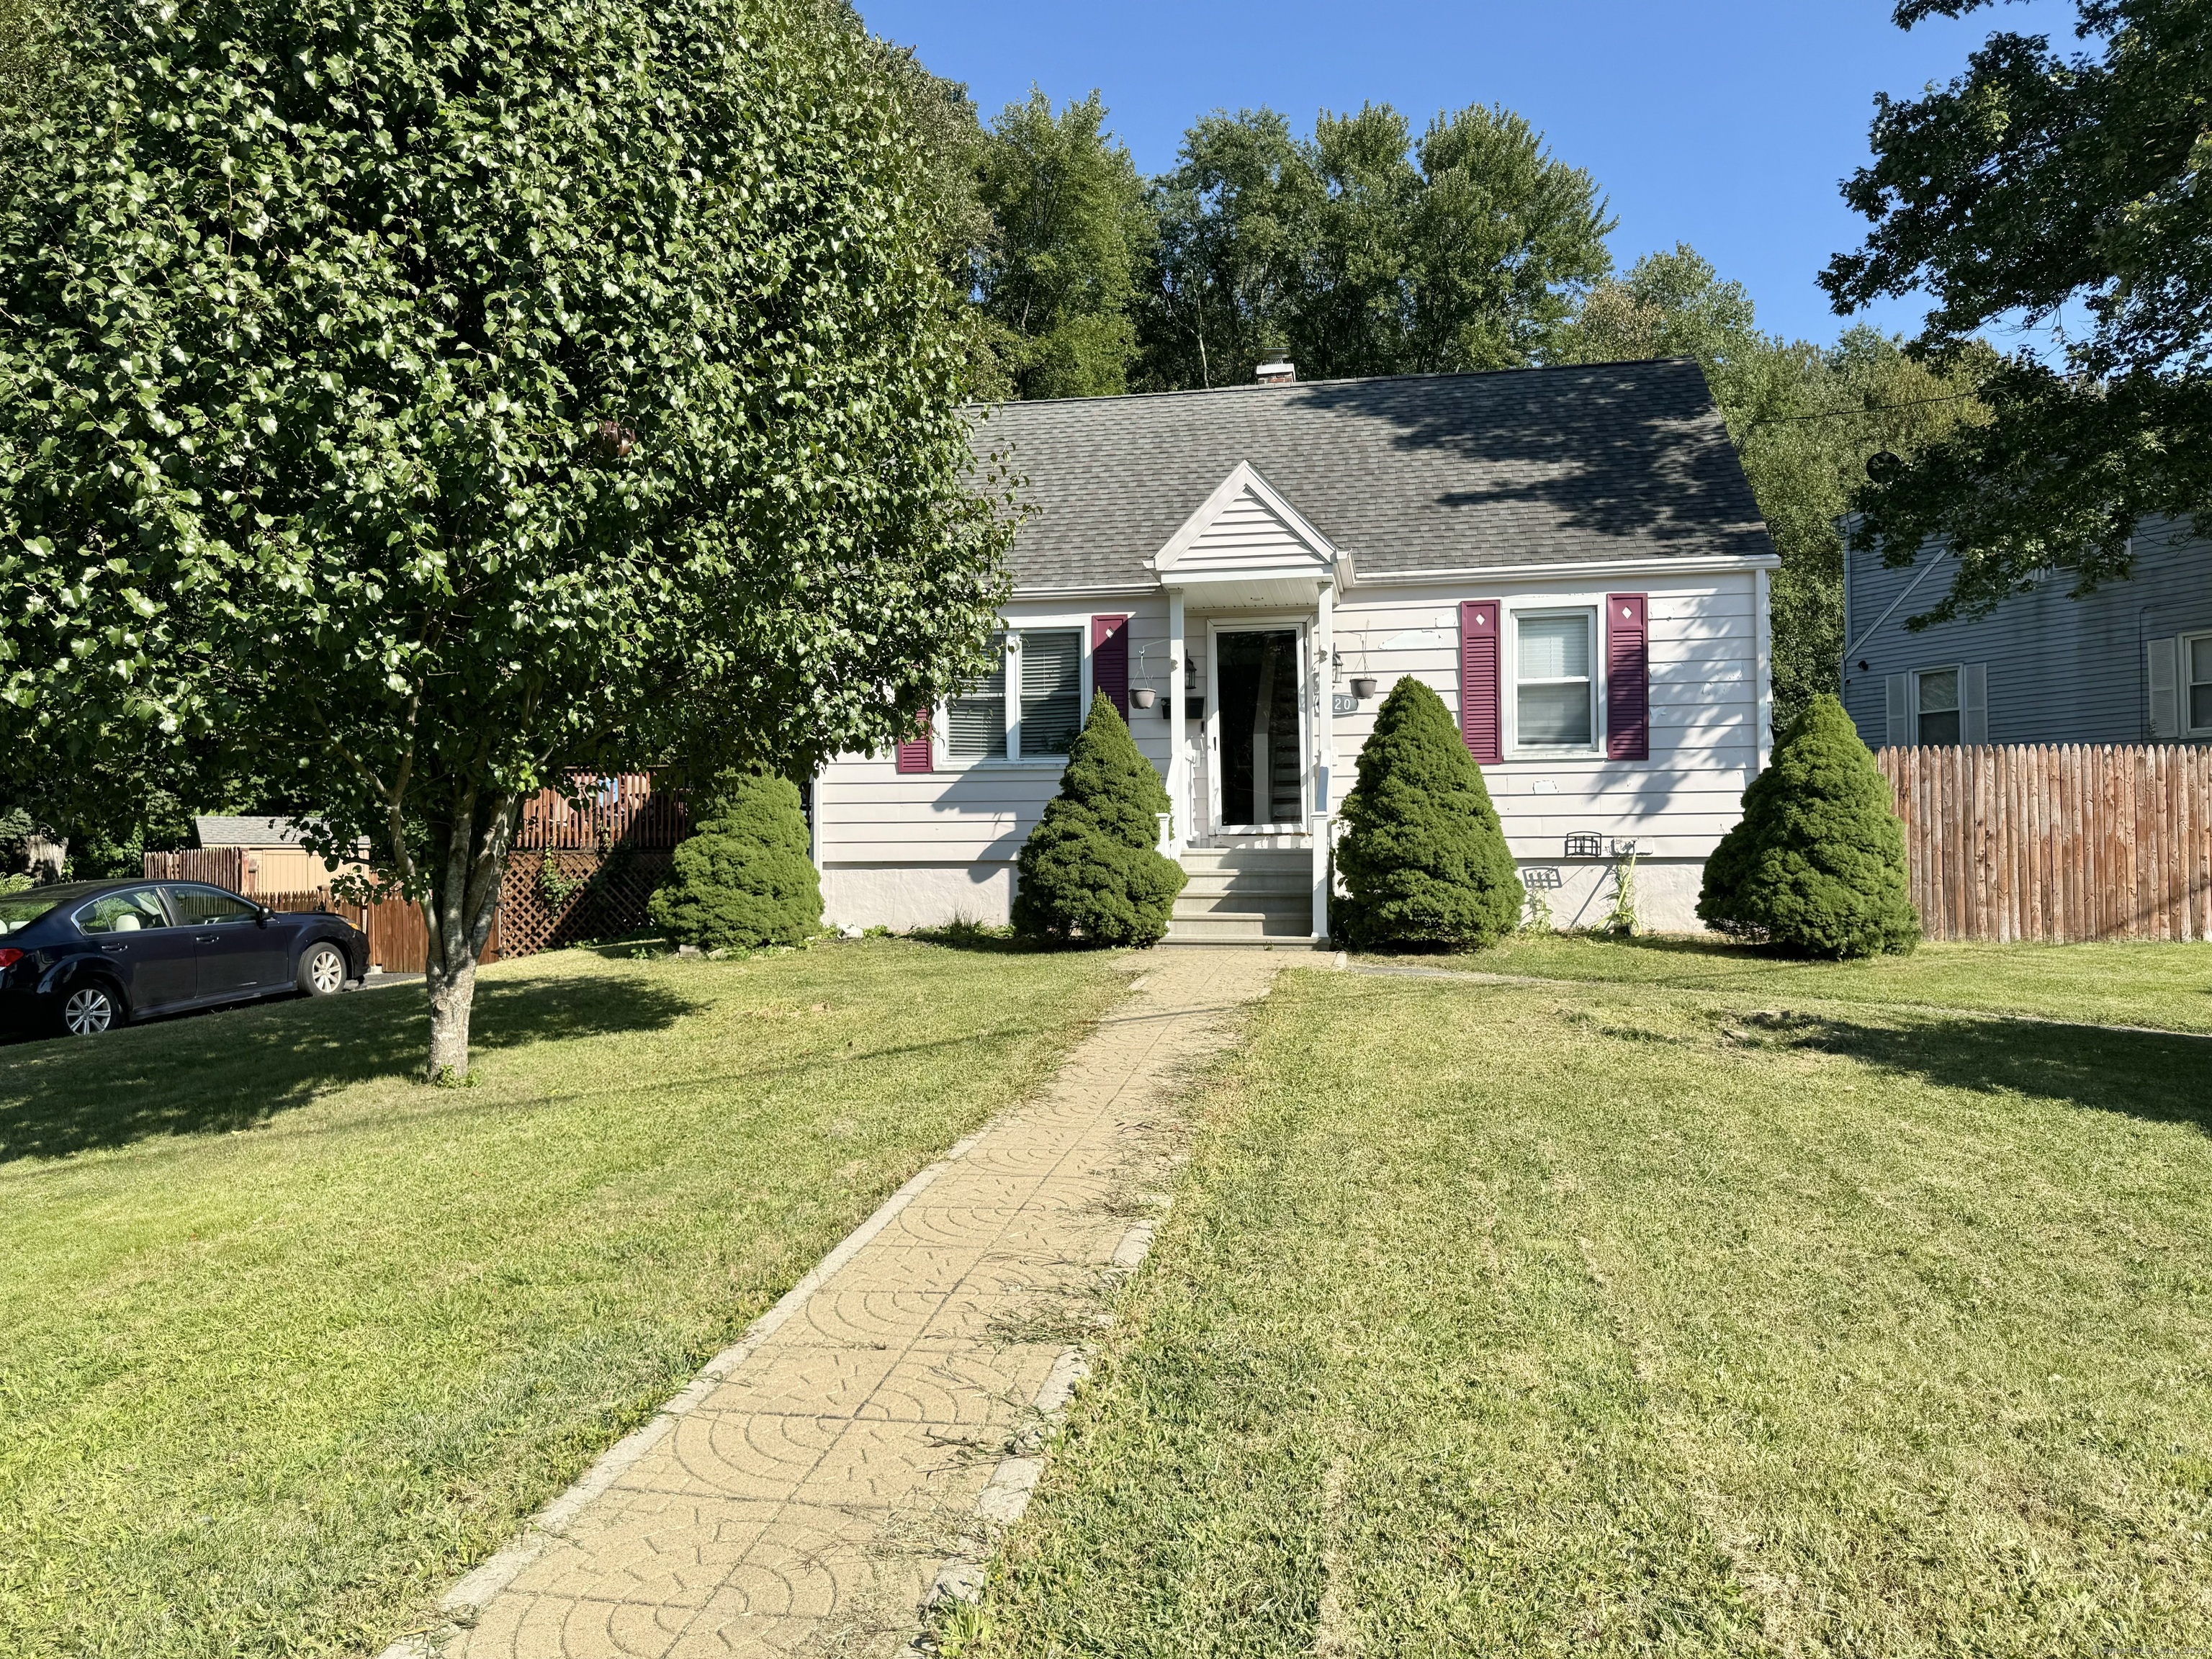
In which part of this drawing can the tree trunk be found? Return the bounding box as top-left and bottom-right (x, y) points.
(425, 949), (478, 1079)
(419, 786), (517, 1082)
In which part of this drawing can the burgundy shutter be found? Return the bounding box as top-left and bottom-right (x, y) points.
(1459, 601), (1501, 764)
(1606, 593), (1649, 760)
(894, 711), (933, 774)
(1091, 613), (1131, 719)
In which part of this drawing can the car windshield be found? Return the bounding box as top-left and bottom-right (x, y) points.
(0, 891), (66, 933)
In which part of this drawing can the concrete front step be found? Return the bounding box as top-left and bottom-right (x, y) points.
(1171, 848), (1316, 942)
(1179, 871), (1310, 899)
(1163, 912), (1321, 943)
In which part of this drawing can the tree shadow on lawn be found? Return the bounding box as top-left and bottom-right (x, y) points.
(1784, 1010), (2211, 1134)
(0, 971), (704, 1164)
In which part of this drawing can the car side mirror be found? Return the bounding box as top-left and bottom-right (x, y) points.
(256, 907), (274, 926)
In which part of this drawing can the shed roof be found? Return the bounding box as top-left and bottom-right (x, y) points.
(971, 358), (1773, 592)
(194, 815), (309, 848)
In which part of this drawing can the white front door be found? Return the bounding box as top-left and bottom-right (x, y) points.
(1205, 619), (1310, 835)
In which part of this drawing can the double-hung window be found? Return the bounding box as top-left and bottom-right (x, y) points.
(946, 629), (1084, 763)
(947, 635), (1008, 760)
(1915, 667), (1961, 745)
(2190, 633), (2212, 735)
(1515, 610), (1596, 751)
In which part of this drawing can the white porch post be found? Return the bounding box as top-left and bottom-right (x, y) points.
(1311, 579), (1336, 940)
(1167, 588), (1187, 855)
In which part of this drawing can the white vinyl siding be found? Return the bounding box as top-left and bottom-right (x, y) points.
(1326, 572), (1763, 862)
(814, 568), (1768, 921)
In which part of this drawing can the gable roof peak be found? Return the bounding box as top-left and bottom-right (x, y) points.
(1153, 462), (1336, 581)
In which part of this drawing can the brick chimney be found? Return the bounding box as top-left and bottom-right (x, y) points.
(1255, 359), (1296, 385)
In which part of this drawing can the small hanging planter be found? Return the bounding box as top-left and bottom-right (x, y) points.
(1351, 677), (1378, 699)
(1130, 687), (1159, 710)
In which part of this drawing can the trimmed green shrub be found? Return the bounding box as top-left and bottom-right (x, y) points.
(1699, 693), (1920, 958)
(1012, 693), (1186, 947)
(1334, 677), (1522, 950)
(649, 773), (822, 950)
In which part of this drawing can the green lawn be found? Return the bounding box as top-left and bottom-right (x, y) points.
(958, 957), (2212, 1655)
(1376, 932), (2212, 1034)
(0, 940), (1122, 1658)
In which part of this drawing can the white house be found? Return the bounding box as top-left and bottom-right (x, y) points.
(813, 358), (1778, 943)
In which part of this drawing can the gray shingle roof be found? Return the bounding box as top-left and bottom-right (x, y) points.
(970, 359), (1775, 590)
(194, 815), (307, 847)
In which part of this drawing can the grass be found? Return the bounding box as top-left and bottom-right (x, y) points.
(1374, 932), (2212, 1034)
(956, 956), (2212, 1656)
(0, 938), (1123, 1658)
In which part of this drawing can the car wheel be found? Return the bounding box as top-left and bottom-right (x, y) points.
(60, 983), (125, 1037)
(299, 943), (347, 997)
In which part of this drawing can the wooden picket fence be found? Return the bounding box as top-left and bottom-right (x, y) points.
(142, 847), (249, 889)
(1879, 745), (2212, 943)
(259, 891), (499, 974)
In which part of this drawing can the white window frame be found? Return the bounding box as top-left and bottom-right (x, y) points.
(1506, 602), (1605, 760)
(1913, 664), (1964, 746)
(2186, 630), (2212, 739)
(938, 619), (1094, 769)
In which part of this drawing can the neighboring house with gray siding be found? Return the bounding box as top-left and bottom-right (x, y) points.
(1840, 526), (2212, 750)
(811, 359), (1779, 942)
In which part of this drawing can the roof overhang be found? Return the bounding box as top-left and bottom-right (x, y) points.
(1343, 550), (1781, 590)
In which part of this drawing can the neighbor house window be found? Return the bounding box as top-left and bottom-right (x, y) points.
(1515, 610), (1596, 750)
(947, 629), (1084, 763)
(1915, 667), (1961, 745)
(2190, 633), (2212, 734)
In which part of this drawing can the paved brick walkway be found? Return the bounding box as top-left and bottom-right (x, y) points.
(407, 948), (1285, 1659)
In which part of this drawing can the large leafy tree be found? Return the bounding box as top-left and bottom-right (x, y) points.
(1822, 0), (2212, 621)
(1138, 102), (1613, 387)
(1555, 246), (1988, 725)
(975, 89), (1153, 400)
(0, 0), (1012, 1076)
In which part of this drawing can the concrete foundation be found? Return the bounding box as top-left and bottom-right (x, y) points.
(1518, 857), (1707, 934)
(822, 862), (1015, 932)
(822, 855), (1709, 937)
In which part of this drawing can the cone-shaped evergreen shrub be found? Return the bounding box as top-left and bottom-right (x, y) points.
(1012, 693), (1186, 947)
(1334, 677), (1522, 950)
(1698, 694), (1920, 958)
(649, 772), (822, 950)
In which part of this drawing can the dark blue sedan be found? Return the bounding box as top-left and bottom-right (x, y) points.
(0, 879), (369, 1038)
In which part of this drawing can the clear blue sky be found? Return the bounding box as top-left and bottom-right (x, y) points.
(856, 0), (2082, 351)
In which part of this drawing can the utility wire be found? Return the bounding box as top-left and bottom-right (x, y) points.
(1741, 390), (1979, 428)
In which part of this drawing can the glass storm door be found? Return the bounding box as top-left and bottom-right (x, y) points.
(1208, 626), (1308, 832)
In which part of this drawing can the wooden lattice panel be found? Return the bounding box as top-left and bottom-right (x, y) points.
(497, 850), (673, 958)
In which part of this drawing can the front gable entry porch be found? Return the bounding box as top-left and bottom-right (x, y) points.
(1152, 463), (1337, 941)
